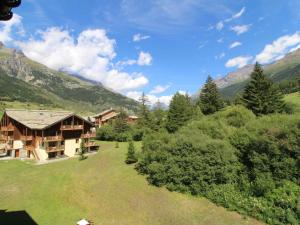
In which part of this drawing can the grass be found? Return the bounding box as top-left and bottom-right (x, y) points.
(285, 92), (300, 113)
(0, 141), (263, 225)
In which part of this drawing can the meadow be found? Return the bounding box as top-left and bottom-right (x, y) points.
(0, 142), (263, 225)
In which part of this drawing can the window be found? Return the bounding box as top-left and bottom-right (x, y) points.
(76, 148), (79, 153)
(76, 139), (79, 143)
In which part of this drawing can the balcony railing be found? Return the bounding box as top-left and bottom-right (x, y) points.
(1, 125), (14, 132)
(20, 135), (33, 141)
(60, 124), (83, 130)
(43, 135), (63, 142)
(46, 146), (65, 153)
(81, 132), (96, 139)
(0, 135), (7, 141)
(84, 141), (99, 148)
(25, 145), (35, 151)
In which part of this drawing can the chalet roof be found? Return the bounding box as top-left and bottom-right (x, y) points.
(4, 109), (92, 130)
(128, 115), (138, 119)
(92, 108), (115, 118)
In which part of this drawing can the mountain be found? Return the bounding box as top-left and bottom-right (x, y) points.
(212, 49), (300, 99)
(0, 44), (139, 114)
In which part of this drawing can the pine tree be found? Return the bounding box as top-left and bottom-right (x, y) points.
(137, 92), (152, 128)
(242, 62), (284, 115)
(197, 76), (224, 115)
(151, 100), (167, 131)
(166, 92), (194, 133)
(79, 140), (87, 161)
(113, 109), (129, 133)
(125, 141), (138, 164)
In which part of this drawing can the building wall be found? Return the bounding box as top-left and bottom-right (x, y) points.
(64, 138), (81, 157)
(35, 142), (49, 161)
(13, 140), (23, 150)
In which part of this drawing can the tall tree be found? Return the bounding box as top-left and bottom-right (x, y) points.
(125, 141), (138, 164)
(166, 92), (194, 133)
(152, 100), (167, 131)
(197, 76), (224, 115)
(113, 109), (129, 133)
(138, 92), (152, 127)
(242, 62), (284, 115)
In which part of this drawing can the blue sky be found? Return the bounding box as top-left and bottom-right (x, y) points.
(2, 0), (300, 104)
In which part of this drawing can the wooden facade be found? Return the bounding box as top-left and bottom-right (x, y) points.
(0, 110), (99, 161)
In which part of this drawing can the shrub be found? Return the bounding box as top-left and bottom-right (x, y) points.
(125, 141), (138, 164)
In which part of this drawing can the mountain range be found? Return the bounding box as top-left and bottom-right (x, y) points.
(0, 44), (139, 115)
(216, 49), (300, 98)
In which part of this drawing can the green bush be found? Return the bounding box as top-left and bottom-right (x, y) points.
(125, 141), (138, 164)
(137, 111), (300, 225)
(214, 106), (256, 128)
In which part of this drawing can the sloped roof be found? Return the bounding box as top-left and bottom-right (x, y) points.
(5, 109), (92, 130)
(92, 108), (115, 118)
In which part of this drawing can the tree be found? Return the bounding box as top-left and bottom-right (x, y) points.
(138, 92), (152, 128)
(166, 92), (194, 133)
(197, 76), (224, 115)
(242, 63), (284, 115)
(113, 109), (129, 134)
(125, 141), (138, 164)
(152, 100), (167, 131)
(79, 140), (87, 161)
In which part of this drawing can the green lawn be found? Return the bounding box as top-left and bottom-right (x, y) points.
(285, 92), (300, 113)
(0, 142), (264, 225)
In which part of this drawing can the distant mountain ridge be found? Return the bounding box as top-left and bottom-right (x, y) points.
(194, 49), (300, 99)
(0, 44), (139, 114)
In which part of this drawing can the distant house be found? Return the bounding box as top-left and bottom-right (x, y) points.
(92, 108), (119, 128)
(91, 108), (139, 128)
(127, 115), (139, 124)
(0, 109), (99, 161)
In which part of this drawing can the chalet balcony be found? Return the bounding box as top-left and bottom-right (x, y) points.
(84, 141), (99, 148)
(43, 135), (63, 142)
(25, 145), (35, 151)
(20, 135), (33, 141)
(60, 124), (83, 130)
(1, 125), (14, 132)
(81, 132), (96, 139)
(46, 146), (65, 153)
(0, 135), (7, 141)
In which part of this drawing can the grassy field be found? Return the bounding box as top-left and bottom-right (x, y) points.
(0, 142), (264, 225)
(285, 92), (300, 113)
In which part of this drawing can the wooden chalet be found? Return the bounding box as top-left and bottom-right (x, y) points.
(0, 109), (99, 161)
(91, 108), (139, 128)
(93, 108), (119, 128)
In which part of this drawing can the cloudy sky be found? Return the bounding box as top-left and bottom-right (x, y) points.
(2, 0), (300, 105)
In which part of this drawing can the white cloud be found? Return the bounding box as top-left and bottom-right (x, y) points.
(255, 32), (300, 64)
(289, 44), (300, 53)
(137, 51), (152, 66)
(215, 52), (225, 60)
(217, 38), (224, 43)
(117, 51), (153, 67)
(225, 56), (253, 68)
(216, 7), (246, 31)
(226, 7), (245, 21)
(230, 24), (251, 35)
(150, 84), (170, 94)
(0, 14), (24, 44)
(133, 33), (150, 42)
(17, 27), (148, 92)
(126, 91), (172, 106)
(216, 21), (224, 31)
(229, 41), (242, 49)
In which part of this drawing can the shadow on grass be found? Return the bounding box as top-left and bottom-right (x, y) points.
(0, 209), (38, 225)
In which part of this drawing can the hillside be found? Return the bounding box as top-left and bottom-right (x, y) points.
(202, 49), (300, 99)
(0, 44), (139, 114)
